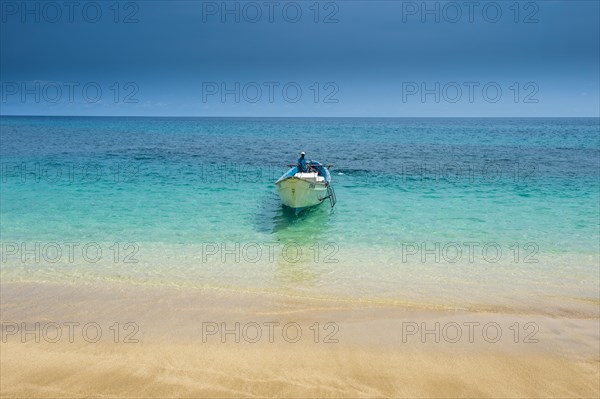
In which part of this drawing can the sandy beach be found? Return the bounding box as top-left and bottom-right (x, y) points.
(1, 281), (598, 398)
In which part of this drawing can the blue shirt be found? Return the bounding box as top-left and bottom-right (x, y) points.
(298, 157), (307, 172)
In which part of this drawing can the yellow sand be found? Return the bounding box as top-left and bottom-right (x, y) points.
(1, 281), (598, 398)
(2, 342), (599, 398)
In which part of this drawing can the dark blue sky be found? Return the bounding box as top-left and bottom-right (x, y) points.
(1, 1), (599, 116)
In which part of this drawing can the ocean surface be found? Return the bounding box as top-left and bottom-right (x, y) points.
(1, 116), (599, 313)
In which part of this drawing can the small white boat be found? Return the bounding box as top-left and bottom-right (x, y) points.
(275, 160), (336, 212)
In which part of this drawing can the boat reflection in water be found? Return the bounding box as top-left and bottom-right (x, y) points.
(253, 189), (337, 290)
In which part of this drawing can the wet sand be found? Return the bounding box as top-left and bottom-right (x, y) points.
(1, 281), (598, 398)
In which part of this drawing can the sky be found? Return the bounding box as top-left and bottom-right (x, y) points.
(0, 0), (599, 117)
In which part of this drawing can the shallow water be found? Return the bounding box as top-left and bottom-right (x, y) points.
(1, 116), (598, 312)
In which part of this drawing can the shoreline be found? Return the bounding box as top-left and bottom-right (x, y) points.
(1, 275), (598, 318)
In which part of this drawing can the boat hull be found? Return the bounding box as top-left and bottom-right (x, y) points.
(276, 176), (327, 211)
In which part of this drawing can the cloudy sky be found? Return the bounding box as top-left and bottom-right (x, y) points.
(1, 0), (598, 116)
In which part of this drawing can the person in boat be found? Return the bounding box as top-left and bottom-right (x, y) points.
(297, 151), (308, 173)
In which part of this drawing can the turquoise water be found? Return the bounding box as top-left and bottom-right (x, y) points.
(1, 117), (599, 311)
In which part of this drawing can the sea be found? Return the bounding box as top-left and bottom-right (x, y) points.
(1, 116), (598, 314)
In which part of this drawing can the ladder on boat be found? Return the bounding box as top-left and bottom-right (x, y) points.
(325, 183), (337, 208)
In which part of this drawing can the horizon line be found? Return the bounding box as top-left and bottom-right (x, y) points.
(1, 114), (599, 119)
